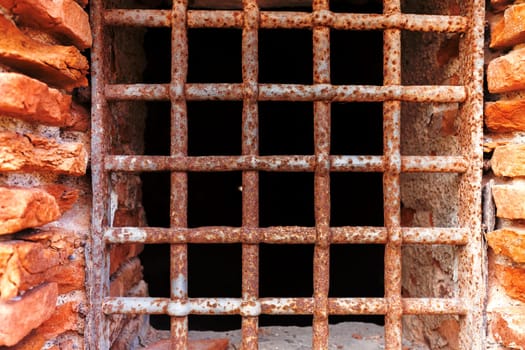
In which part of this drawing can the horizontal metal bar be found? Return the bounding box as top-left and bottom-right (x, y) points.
(104, 226), (468, 245)
(104, 155), (468, 173)
(104, 9), (467, 33)
(105, 84), (467, 103)
(402, 298), (468, 315)
(102, 297), (467, 316)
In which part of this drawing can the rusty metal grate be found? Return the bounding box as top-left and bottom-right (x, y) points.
(89, 0), (485, 349)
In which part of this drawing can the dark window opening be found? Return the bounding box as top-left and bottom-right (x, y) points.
(140, 2), (385, 331)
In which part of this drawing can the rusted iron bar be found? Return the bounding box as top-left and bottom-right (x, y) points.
(88, 0), (111, 349)
(456, 0), (485, 349)
(312, 1), (331, 349)
(104, 9), (468, 33)
(382, 0), (403, 348)
(105, 83), (467, 103)
(104, 226), (469, 245)
(240, 0), (260, 348)
(169, 1), (189, 349)
(104, 155), (468, 173)
(102, 296), (468, 316)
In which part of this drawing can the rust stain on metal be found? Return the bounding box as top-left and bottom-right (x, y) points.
(90, 0), (485, 349)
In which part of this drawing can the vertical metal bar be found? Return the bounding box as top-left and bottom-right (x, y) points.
(88, 0), (111, 349)
(170, 1), (189, 349)
(312, 1), (331, 349)
(457, 0), (485, 349)
(241, 0), (260, 349)
(383, 0), (402, 349)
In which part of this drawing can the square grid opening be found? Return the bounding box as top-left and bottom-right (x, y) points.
(90, 0), (485, 349)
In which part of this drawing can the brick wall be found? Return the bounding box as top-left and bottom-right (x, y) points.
(0, 1), (147, 348)
(485, 0), (525, 348)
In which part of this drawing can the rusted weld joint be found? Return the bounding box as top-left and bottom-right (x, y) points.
(243, 81), (258, 103)
(240, 299), (261, 317)
(169, 83), (185, 102)
(312, 9), (333, 27)
(315, 154), (330, 177)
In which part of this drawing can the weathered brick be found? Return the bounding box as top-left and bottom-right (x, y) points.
(110, 243), (144, 275)
(487, 228), (525, 263)
(0, 0), (92, 49)
(494, 262), (525, 303)
(490, 0), (514, 13)
(0, 228), (85, 299)
(0, 131), (87, 175)
(485, 99), (525, 132)
(0, 13), (88, 90)
(0, 72), (75, 127)
(0, 282), (57, 347)
(110, 257), (143, 297)
(491, 3), (525, 49)
(9, 298), (83, 350)
(492, 144), (525, 177)
(0, 187), (60, 235)
(490, 310), (525, 349)
(487, 47), (525, 93)
(492, 183), (525, 219)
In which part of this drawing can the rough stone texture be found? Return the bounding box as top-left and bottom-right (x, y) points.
(485, 99), (525, 132)
(0, 12), (88, 90)
(0, 186), (60, 235)
(140, 323), (429, 350)
(110, 257), (143, 297)
(487, 47), (525, 94)
(491, 3), (525, 49)
(487, 227), (525, 264)
(0, 72), (75, 127)
(0, 131), (87, 175)
(490, 0), (514, 13)
(0, 0), (92, 49)
(489, 310), (525, 349)
(492, 144), (525, 177)
(110, 243), (144, 275)
(10, 295), (85, 350)
(492, 182), (525, 219)
(494, 262), (525, 303)
(0, 282), (57, 346)
(0, 228), (85, 299)
(145, 338), (230, 350)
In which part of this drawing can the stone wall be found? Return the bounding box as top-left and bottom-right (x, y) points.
(0, 0), (147, 349)
(485, 1), (525, 348)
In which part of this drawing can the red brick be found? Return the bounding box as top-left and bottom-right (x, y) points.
(490, 310), (525, 349)
(492, 144), (525, 177)
(487, 47), (525, 93)
(0, 282), (57, 346)
(110, 258), (143, 297)
(490, 0), (514, 13)
(0, 131), (87, 176)
(110, 243), (144, 275)
(0, 229), (85, 299)
(0, 187), (60, 235)
(0, 72), (75, 127)
(491, 3), (525, 49)
(492, 183), (525, 219)
(0, 0), (91, 49)
(485, 99), (525, 132)
(487, 228), (525, 263)
(494, 262), (525, 303)
(0, 12), (88, 90)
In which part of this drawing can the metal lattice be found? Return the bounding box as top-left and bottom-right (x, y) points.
(89, 0), (485, 349)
